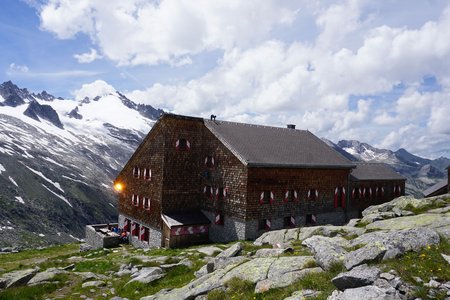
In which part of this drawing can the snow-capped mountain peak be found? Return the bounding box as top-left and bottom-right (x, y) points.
(0, 80), (163, 248)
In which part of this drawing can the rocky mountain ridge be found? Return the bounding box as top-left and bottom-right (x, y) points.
(0, 80), (162, 249)
(325, 139), (449, 197)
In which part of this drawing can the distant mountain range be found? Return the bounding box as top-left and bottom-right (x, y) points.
(323, 139), (449, 197)
(0, 80), (447, 248)
(0, 81), (161, 249)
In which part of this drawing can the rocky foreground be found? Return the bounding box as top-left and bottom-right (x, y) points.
(0, 194), (449, 299)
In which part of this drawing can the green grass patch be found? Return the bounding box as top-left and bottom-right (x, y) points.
(403, 201), (447, 215)
(0, 243), (80, 274)
(0, 280), (65, 300)
(381, 238), (450, 299)
(115, 264), (196, 299)
(73, 259), (118, 274)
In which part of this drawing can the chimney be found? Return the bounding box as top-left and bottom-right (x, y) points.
(287, 124), (296, 129)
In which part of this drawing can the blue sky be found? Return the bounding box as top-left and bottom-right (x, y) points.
(1, 0), (450, 159)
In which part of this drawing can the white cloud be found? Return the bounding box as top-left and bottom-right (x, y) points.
(39, 0), (298, 66)
(72, 80), (116, 100)
(74, 48), (102, 63)
(37, 0), (450, 158)
(8, 63), (30, 73)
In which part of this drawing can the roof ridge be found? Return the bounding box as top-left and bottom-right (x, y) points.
(204, 118), (308, 132)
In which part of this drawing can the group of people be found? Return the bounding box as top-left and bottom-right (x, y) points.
(106, 224), (129, 243)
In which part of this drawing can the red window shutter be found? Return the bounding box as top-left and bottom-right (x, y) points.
(352, 188), (356, 200)
(293, 190), (298, 201)
(290, 216), (295, 227)
(265, 219), (271, 230)
(315, 189), (319, 199)
(270, 191), (274, 204)
(369, 187), (372, 198)
(341, 187), (346, 208)
(259, 192), (264, 205)
(284, 190), (289, 203)
(334, 187), (338, 208)
(186, 140), (191, 150)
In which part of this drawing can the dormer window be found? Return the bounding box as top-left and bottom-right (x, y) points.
(176, 138), (191, 151)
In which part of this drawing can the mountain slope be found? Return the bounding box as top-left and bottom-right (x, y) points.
(0, 81), (162, 248)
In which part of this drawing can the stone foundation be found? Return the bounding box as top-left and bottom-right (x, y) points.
(119, 214), (162, 248)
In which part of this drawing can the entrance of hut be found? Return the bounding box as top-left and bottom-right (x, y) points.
(161, 211), (210, 248)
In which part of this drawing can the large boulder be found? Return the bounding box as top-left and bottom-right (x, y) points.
(194, 246), (222, 257)
(27, 268), (67, 285)
(0, 268), (38, 288)
(350, 228), (440, 261)
(328, 285), (402, 300)
(332, 265), (381, 290)
(299, 226), (364, 241)
(127, 267), (164, 285)
(344, 243), (386, 270)
(254, 229), (288, 246)
(215, 242), (242, 259)
(302, 236), (349, 270)
(254, 248), (293, 258)
(255, 256), (320, 293)
(366, 212), (450, 234)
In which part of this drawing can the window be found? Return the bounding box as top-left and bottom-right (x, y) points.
(131, 222), (140, 237)
(205, 156), (215, 168)
(284, 216), (295, 228)
(176, 138), (190, 151)
(133, 166), (140, 178)
(132, 194), (139, 206)
(334, 187), (346, 208)
(143, 197), (150, 210)
(394, 185), (401, 196)
(203, 186), (213, 198)
(284, 190), (298, 202)
(305, 214), (316, 226)
(258, 218), (271, 230)
(215, 213), (224, 225)
(259, 191), (274, 204)
(308, 189), (318, 200)
(216, 187), (226, 201)
(144, 168), (151, 181)
(140, 226), (149, 242)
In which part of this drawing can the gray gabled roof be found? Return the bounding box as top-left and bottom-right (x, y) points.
(204, 119), (355, 169)
(423, 180), (448, 197)
(350, 163), (405, 181)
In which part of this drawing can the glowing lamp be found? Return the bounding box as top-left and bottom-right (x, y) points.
(114, 182), (124, 192)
